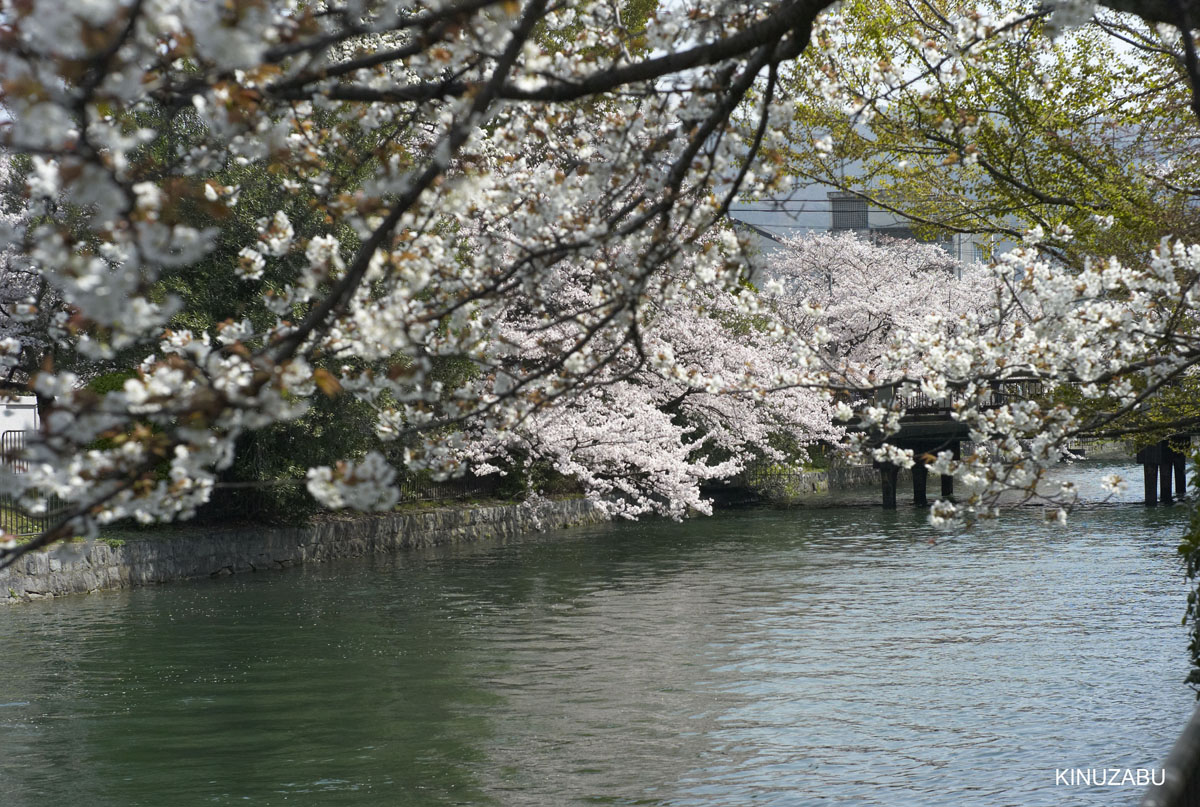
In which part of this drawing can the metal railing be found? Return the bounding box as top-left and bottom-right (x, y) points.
(394, 473), (501, 504)
(1, 429), (69, 537)
(1, 429), (25, 471)
(0, 493), (69, 538)
(845, 378), (1054, 416)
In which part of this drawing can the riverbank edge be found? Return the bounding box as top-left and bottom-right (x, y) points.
(1, 497), (607, 604)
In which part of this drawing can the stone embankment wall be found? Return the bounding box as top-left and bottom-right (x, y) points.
(2, 498), (605, 604)
(826, 464), (927, 488)
(826, 465), (879, 488)
(752, 464), (946, 505)
(763, 470), (830, 502)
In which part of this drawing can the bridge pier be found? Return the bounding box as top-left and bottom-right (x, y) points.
(1137, 438), (1190, 505)
(879, 463), (899, 509)
(873, 441), (963, 509)
(1144, 462), (1159, 506)
(939, 442), (960, 500)
(912, 461), (928, 507)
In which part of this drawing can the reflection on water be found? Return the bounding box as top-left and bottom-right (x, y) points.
(0, 462), (1192, 806)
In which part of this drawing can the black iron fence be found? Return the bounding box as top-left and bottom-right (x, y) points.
(1, 429), (25, 471)
(1, 429), (69, 537)
(0, 493), (69, 538)
(394, 473), (502, 503)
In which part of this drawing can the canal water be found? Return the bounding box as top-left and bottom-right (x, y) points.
(0, 462), (1193, 806)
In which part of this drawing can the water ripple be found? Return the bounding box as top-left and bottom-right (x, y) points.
(0, 462), (1191, 806)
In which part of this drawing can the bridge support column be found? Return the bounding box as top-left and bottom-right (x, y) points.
(1144, 463), (1159, 506)
(912, 461), (928, 507)
(880, 463), (899, 509)
(1137, 442), (1165, 506)
(940, 442), (960, 500)
(1158, 439), (1177, 505)
(1176, 453), (1188, 499)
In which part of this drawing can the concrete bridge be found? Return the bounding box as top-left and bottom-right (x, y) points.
(850, 381), (1191, 508)
(849, 381), (1036, 509)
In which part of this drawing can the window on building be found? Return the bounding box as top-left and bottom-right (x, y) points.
(829, 193), (868, 231)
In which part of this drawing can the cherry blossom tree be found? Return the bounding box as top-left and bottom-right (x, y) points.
(761, 0), (1200, 525)
(0, 0), (836, 562)
(0, 154), (53, 397)
(812, 229), (1200, 523)
(458, 249), (840, 518)
(759, 232), (996, 377)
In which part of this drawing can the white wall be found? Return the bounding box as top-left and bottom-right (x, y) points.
(0, 396), (39, 434)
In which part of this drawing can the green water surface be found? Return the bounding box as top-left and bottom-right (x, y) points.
(0, 462), (1192, 806)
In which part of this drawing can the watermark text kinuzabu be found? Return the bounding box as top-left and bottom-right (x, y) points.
(1055, 768), (1165, 787)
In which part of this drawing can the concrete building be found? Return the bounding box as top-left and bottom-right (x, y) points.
(729, 181), (1003, 267)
